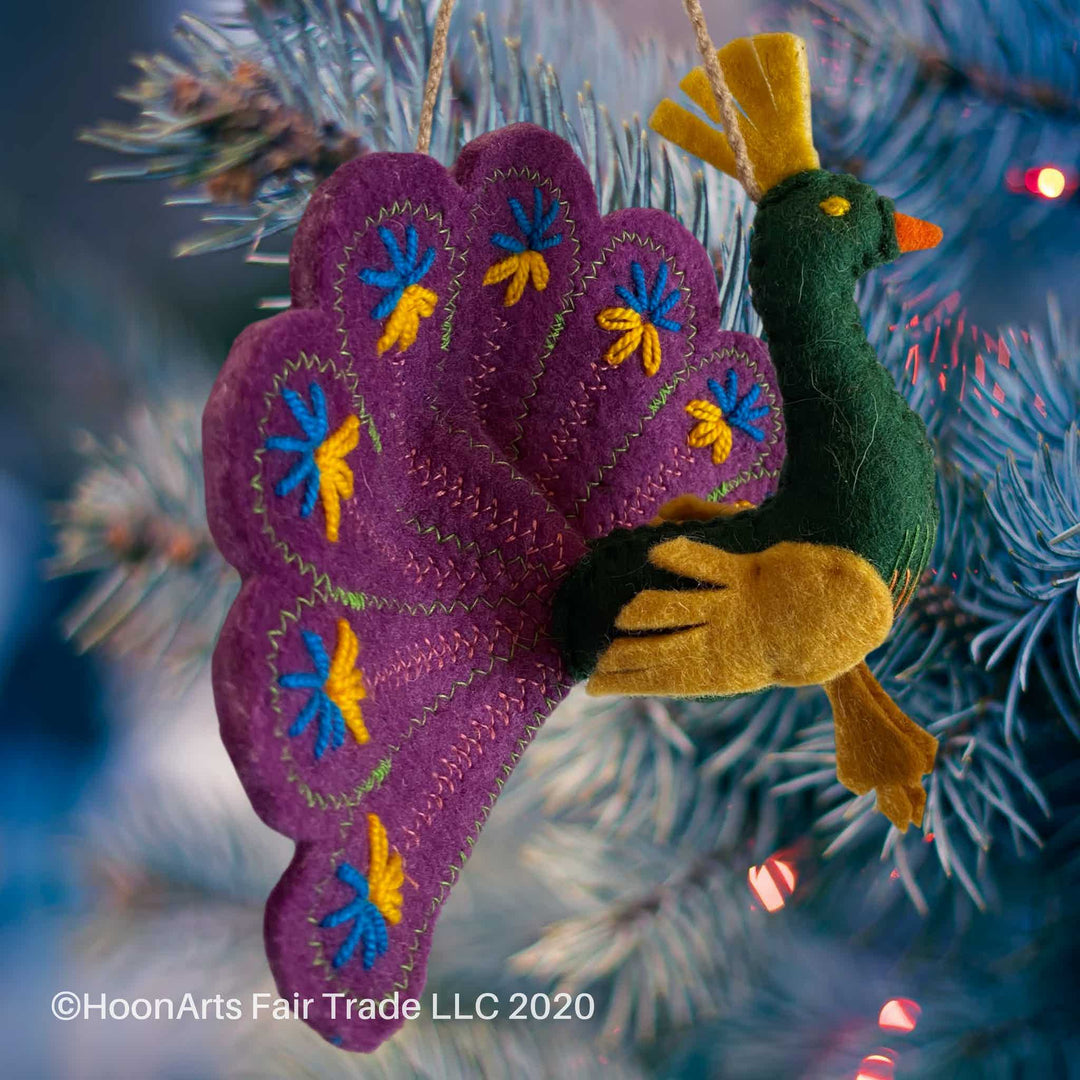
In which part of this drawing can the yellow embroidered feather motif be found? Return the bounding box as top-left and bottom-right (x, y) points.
(377, 284), (438, 355)
(365, 813), (404, 926)
(324, 618), (368, 744)
(484, 250), (551, 306)
(313, 415), (360, 543)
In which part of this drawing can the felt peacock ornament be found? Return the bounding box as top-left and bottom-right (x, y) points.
(567, 27), (945, 831)
(203, 12), (941, 1053)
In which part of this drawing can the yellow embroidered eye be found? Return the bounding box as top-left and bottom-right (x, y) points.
(820, 196), (851, 217)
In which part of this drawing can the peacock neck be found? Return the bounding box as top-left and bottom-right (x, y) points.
(745, 167), (904, 425)
(750, 264), (879, 401)
(749, 257), (902, 483)
(745, 246), (938, 578)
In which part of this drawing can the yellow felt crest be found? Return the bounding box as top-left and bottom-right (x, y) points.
(650, 33), (820, 199)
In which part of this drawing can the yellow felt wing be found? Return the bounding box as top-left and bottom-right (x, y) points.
(650, 32), (820, 198)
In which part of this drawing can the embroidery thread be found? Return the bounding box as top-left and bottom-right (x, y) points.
(596, 261), (683, 376)
(279, 619), (368, 760)
(482, 186), (563, 306)
(320, 814), (404, 970)
(320, 863), (388, 970)
(364, 812), (404, 927)
(265, 382), (359, 542)
(686, 368), (770, 464)
(359, 225), (438, 354)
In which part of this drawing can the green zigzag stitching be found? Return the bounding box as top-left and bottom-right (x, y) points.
(252, 354), (560, 617)
(333, 583), (558, 618)
(266, 588), (393, 812)
(570, 343), (786, 514)
(423, 402), (565, 524)
(251, 353), (458, 616)
(332, 199), (464, 365)
(562, 235), (699, 518)
(281, 179), (574, 1000)
(466, 165), (581, 462)
(252, 187), (573, 1003)
(696, 346), (785, 501)
(266, 578), (554, 814)
(252, 351), (380, 566)
(304, 692), (561, 1003)
(512, 230), (700, 465)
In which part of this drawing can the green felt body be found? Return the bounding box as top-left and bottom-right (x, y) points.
(555, 169), (938, 679)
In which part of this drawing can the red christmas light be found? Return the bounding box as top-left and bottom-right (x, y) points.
(879, 997), (921, 1033)
(855, 1050), (896, 1080)
(1035, 167), (1066, 198)
(1008, 164), (1076, 199)
(747, 855), (797, 912)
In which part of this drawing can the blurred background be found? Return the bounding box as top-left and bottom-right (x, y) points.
(1, 0), (1078, 1076)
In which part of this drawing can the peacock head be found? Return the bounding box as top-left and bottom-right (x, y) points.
(651, 32), (941, 294)
(750, 168), (942, 295)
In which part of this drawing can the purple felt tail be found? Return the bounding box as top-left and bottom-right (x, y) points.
(264, 629), (567, 1052)
(450, 125), (786, 536)
(203, 121), (785, 1053)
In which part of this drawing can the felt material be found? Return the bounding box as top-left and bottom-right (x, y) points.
(208, 307), (581, 1050)
(559, 35), (942, 836)
(745, 169), (941, 589)
(894, 211), (944, 253)
(820, 195), (851, 217)
(555, 166), (940, 679)
(649, 33), (820, 198)
(449, 127), (787, 526)
(826, 662), (939, 831)
(204, 122), (785, 1053)
(503, 202), (785, 537)
(649, 492), (754, 525)
(642, 40), (940, 610)
(586, 539), (893, 697)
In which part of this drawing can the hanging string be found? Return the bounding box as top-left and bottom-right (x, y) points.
(415, 0), (457, 155)
(680, 0), (762, 201)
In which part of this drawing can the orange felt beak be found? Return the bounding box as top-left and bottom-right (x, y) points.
(894, 211), (943, 253)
